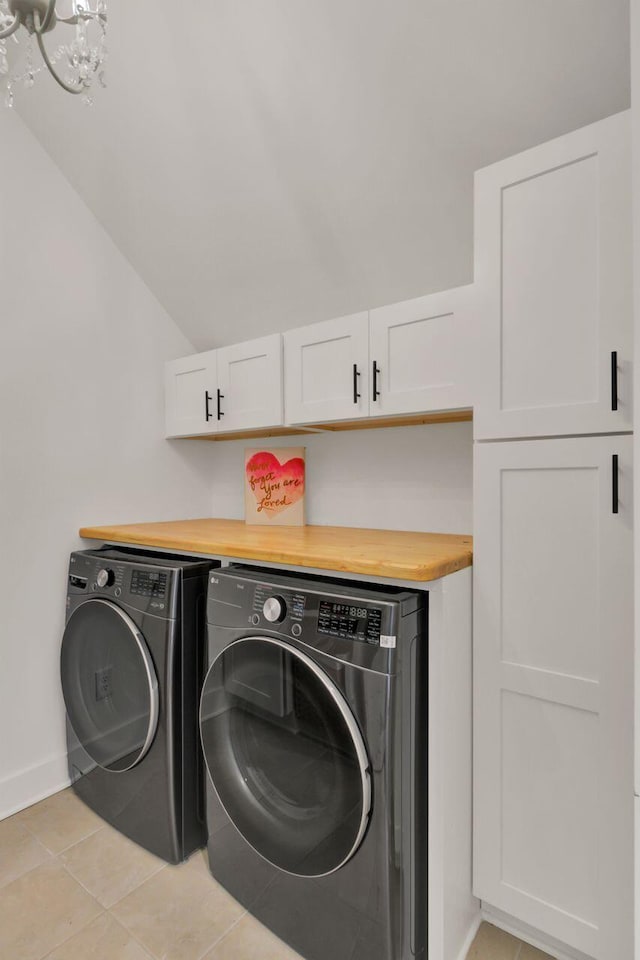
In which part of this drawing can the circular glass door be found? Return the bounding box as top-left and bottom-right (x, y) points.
(61, 599), (159, 773)
(199, 636), (371, 878)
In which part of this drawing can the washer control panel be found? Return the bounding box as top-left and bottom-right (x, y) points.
(317, 600), (383, 645)
(251, 583), (306, 632)
(130, 569), (168, 599)
(208, 566), (420, 672)
(244, 579), (386, 646)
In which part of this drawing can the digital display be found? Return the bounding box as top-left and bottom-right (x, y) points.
(130, 570), (167, 598)
(317, 600), (382, 645)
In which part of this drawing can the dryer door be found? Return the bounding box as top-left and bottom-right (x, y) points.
(200, 636), (372, 878)
(61, 599), (159, 773)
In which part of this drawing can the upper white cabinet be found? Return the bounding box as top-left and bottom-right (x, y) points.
(165, 349), (218, 438)
(165, 335), (283, 438)
(474, 110), (632, 440)
(369, 285), (474, 417)
(284, 312), (370, 425)
(284, 289), (473, 426)
(473, 435), (634, 959)
(216, 334), (283, 432)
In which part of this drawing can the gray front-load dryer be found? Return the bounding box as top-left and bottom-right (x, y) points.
(61, 548), (217, 864)
(199, 565), (427, 960)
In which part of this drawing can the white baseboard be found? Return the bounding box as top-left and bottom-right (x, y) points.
(481, 905), (594, 960)
(453, 913), (482, 960)
(0, 753), (71, 820)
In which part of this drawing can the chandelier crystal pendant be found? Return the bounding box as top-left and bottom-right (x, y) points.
(0, 0), (107, 107)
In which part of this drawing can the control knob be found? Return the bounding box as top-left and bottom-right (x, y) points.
(263, 596), (286, 623)
(96, 568), (115, 589)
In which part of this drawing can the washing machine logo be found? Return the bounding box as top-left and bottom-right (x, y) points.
(150, 601), (165, 611)
(211, 577), (219, 585)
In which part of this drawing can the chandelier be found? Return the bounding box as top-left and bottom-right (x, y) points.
(0, 0), (107, 107)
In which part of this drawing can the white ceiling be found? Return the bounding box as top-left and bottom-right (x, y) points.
(14, 0), (630, 350)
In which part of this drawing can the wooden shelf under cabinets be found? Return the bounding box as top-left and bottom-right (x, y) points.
(178, 409), (473, 442)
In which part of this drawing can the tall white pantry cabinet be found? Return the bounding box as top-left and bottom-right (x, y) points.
(472, 112), (634, 960)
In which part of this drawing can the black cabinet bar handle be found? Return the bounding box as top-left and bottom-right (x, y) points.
(611, 351), (618, 412)
(353, 364), (361, 404)
(612, 454), (619, 515)
(205, 391), (213, 422)
(372, 361), (381, 401)
(217, 389), (224, 420)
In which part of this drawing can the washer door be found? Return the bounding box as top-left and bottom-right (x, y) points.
(61, 599), (159, 773)
(200, 636), (371, 878)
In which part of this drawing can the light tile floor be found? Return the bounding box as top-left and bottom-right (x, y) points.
(0, 788), (553, 960)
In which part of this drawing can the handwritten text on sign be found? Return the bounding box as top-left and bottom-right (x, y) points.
(244, 449), (305, 525)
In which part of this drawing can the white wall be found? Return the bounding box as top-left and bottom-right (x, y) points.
(209, 422), (473, 534)
(15, 2), (630, 351)
(0, 110), (216, 819)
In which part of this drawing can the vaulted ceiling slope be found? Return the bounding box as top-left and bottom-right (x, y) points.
(14, 0), (630, 350)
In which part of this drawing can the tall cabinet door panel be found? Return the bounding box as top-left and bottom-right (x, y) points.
(474, 111), (632, 439)
(165, 350), (218, 438)
(284, 313), (369, 425)
(369, 285), (475, 416)
(473, 436), (633, 959)
(217, 334), (283, 432)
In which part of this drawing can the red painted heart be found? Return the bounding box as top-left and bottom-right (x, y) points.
(246, 452), (305, 516)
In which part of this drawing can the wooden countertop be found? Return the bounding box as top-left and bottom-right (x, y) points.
(79, 518), (472, 583)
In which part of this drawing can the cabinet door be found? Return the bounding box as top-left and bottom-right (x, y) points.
(369, 285), (474, 416)
(217, 334), (283, 432)
(474, 111), (632, 439)
(165, 350), (218, 438)
(473, 436), (633, 959)
(284, 313), (369, 425)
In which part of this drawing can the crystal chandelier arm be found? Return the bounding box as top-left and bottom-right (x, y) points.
(33, 10), (83, 94)
(37, 0), (56, 33)
(57, 12), (107, 26)
(0, 12), (20, 40)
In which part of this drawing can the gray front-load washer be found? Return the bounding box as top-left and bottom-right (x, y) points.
(61, 547), (217, 863)
(199, 565), (427, 960)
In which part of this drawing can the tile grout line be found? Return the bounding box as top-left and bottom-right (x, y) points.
(47, 823), (105, 856)
(0, 850), (53, 893)
(5, 817), (55, 863)
(37, 910), (108, 960)
(58, 839), (168, 911)
(51, 824), (108, 857)
(44, 857), (107, 960)
(56, 855), (115, 907)
(102, 859), (168, 909)
(191, 906), (251, 960)
(35, 850), (160, 960)
(106, 911), (156, 960)
(15, 815), (104, 857)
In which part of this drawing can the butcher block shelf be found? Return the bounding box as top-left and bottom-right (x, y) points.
(79, 518), (473, 583)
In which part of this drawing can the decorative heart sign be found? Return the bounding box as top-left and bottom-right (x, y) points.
(244, 448), (306, 526)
